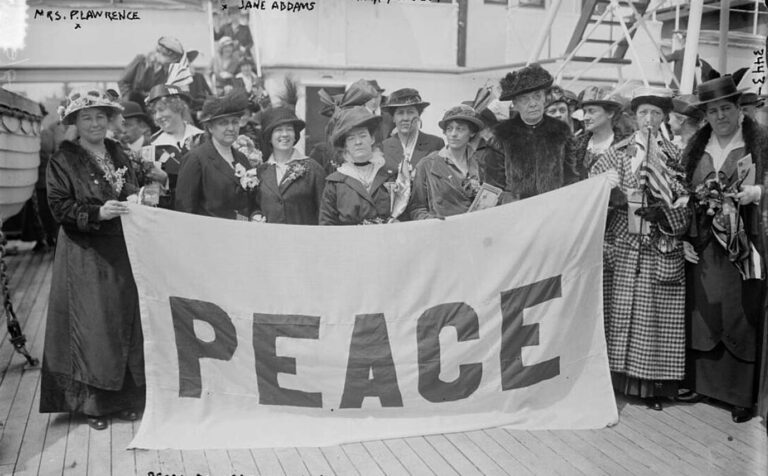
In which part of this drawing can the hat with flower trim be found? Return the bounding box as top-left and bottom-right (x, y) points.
(59, 88), (123, 125)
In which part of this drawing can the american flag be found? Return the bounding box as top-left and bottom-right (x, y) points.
(638, 157), (674, 207)
(166, 53), (193, 90)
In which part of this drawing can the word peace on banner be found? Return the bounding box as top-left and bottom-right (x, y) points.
(123, 175), (617, 450)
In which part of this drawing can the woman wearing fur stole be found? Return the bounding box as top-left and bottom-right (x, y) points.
(679, 76), (768, 424)
(482, 64), (579, 202)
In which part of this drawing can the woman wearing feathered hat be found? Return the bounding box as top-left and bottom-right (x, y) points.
(380, 88), (444, 169)
(309, 79), (380, 175)
(250, 107), (326, 225)
(175, 91), (255, 219)
(589, 86), (690, 411)
(146, 84), (205, 208)
(482, 64), (579, 202)
(680, 75), (768, 423)
(319, 106), (398, 225)
(40, 89), (146, 430)
(409, 105), (487, 220)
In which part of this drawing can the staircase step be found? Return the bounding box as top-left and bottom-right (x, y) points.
(571, 56), (632, 65)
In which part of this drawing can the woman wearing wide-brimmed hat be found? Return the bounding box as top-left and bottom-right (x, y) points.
(251, 107), (326, 224)
(175, 91), (255, 219)
(409, 105), (486, 220)
(309, 79), (380, 175)
(145, 84), (205, 208)
(319, 106), (398, 225)
(680, 76), (768, 423)
(381, 88), (444, 169)
(40, 89), (146, 430)
(591, 86), (690, 411)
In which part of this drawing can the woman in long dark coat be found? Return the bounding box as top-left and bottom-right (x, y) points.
(681, 77), (768, 423)
(40, 89), (144, 430)
(253, 107), (326, 224)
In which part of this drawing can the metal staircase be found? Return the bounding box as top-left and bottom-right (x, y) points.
(565, 0), (652, 65)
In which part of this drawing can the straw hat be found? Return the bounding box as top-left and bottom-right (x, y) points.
(59, 88), (123, 125)
(438, 105), (485, 131)
(200, 91), (250, 123)
(630, 86), (674, 113)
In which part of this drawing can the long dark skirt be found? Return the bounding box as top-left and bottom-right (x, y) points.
(611, 372), (679, 398)
(39, 227), (145, 416)
(686, 243), (764, 409)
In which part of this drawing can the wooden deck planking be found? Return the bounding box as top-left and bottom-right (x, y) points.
(442, 431), (508, 476)
(340, 442), (386, 476)
(36, 415), (70, 476)
(109, 421), (136, 476)
(179, 449), (208, 476)
(228, 449), (260, 475)
(2, 246), (768, 475)
(203, 449), (234, 475)
(361, 440), (410, 476)
(381, 438), (436, 476)
(464, 430), (536, 476)
(10, 378), (46, 476)
(250, 448), (287, 476)
(61, 417), (89, 475)
(610, 408), (702, 476)
(273, 447), (311, 476)
(294, 447), (335, 476)
(156, 449), (185, 475)
(422, 434), (484, 476)
(480, 428), (541, 476)
(662, 404), (763, 476)
(318, 445), (359, 475)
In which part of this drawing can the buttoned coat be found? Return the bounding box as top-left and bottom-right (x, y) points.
(175, 140), (254, 219)
(255, 158), (326, 225)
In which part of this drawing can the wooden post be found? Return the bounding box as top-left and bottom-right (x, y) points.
(526, 0), (563, 66)
(718, 0), (730, 74)
(680, 0), (704, 94)
(457, 0), (468, 67)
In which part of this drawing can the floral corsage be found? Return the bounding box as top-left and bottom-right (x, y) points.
(105, 166), (128, 195)
(233, 135), (263, 168)
(461, 175), (482, 200)
(281, 161), (308, 186)
(234, 163), (260, 190)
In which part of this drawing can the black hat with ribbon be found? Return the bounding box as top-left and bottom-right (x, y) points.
(200, 91), (250, 123)
(693, 76), (744, 107)
(381, 88), (430, 113)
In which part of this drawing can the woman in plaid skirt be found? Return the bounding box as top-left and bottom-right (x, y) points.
(590, 87), (690, 411)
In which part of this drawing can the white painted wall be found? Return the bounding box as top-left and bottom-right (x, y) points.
(13, 8), (213, 68)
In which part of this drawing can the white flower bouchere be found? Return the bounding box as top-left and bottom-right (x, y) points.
(234, 163), (260, 190)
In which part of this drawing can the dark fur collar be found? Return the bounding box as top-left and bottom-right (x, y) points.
(59, 137), (124, 157)
(683, 115), (768, 181)
(493, 114), (571, 143)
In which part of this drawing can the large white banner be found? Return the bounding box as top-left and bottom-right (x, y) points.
(123, 175), (618, 450)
